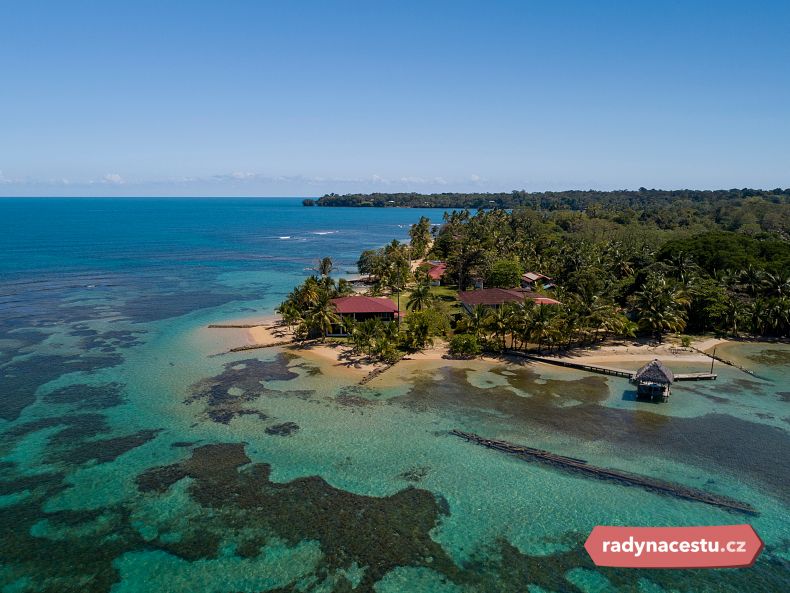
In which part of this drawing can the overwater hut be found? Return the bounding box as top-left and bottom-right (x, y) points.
(632, 359), (674, 402)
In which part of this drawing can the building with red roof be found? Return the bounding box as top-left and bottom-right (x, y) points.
(328, 296), (400, 336)
(521, 271), (554, 290)
(427, 262), (447, 285)
(458, 288), (560, 312)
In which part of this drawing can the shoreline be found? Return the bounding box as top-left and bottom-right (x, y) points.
(208, 314), (748, 383)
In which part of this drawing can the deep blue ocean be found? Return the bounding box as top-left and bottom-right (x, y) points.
(0, 198), (788, 593)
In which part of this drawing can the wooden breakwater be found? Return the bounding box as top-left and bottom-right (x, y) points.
(450, 430), (757, 515)
(358, 361), (398, 385)
(504, 350), (633, 377)
(504, 350), (716, 382)
(227, 339), (295, 352)
(691, 346), (763, 380)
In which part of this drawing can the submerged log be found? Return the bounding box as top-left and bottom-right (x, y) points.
(450, 430), (757, 515)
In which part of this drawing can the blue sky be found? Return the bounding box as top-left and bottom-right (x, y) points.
(1, 0), (788, 196)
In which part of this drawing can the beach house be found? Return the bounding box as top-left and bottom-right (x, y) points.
(458, 288), (561, 313)
(328, 296), (400, 336)
(426, 262), (447, 286)
(520, 271), (553, 290)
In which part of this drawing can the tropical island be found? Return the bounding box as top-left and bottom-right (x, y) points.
(307, 188), (790, 236)
(234, 193), (789, 385)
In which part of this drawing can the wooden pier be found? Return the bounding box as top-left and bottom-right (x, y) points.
(450, 430), (756, 515)
(504, 351), (716, 381)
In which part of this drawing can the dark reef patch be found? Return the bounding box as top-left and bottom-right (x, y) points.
(334, 388), (380, 408)
(120, 291), (250, 323)
(0, 353), (123, 420)
(0, 491), (147, 593)
(458, 538), (790, 593)
(41, 382), (125, 410)
(0, 327), (48, 366)
(265, 422), (300, 436)
(78, 329), (146, 353)
(185, 355), (307, 423)
(396, 366), (790, 505)
(137, 443), (459, 591)
(747, 348), (790, 367)
(2, 413), (110, 443)
(47, 429), (162, 465)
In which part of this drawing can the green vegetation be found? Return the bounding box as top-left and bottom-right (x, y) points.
(429, 207), (788, 342)
(314, 188), (790, 238)
(281, 195), (788, 362)
(487, 258), (523, 288)
(408, 216), (432, 259)
(448, 334), (482, 358)
(356, 240), (411, 294)
(277, 273), (351, 341)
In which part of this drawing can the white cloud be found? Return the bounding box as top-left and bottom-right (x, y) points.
(102, 173), (125, 184)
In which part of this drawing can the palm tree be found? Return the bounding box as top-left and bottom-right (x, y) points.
(719, 296), (742, 336)
(407, 281), (434, 311)
(513, 299), (536, 350)
(664, 251), (700, 286)
(459, 304), (488, 339)
(316, 256), (334, 278)
(299, 276), (321, 307)
(763, 272), (790, 298)
(529, 303), (556, 352)
(630, 274), (690, 341)
(766, 297), (790, 336)
(486, 305), (511, 350)
(405, 315), (433, 350)
(308, 292), (340, 340)
(748, 299), (770, 335)
(276, 300), (302, 330)
(352, 319), (381, 356)
(739, 265), (765, 297)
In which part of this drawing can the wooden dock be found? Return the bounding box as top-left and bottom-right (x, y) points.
(450, 430), (756, 515)
(674, 372), (718, 381)
(504, 351), (716, 381)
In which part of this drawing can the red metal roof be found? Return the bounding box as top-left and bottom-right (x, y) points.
(522, 271), (551, 282)
(331, 296), (400, 314)
(427, 263), (447, 280)
(458, 288), (561, 307)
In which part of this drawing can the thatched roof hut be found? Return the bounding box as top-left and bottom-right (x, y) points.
(634, 359), (674, 384)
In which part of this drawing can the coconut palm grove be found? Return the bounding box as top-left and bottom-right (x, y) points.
(279, 190), (790, 362)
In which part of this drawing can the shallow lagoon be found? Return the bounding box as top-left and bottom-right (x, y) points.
(1, 198), (788, 592)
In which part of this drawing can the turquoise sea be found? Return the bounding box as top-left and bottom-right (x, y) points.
(0, 198), (788, 593)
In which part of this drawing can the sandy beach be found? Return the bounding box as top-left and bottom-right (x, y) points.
(537, 337), (728, 366)
(208, 314), (731, 385)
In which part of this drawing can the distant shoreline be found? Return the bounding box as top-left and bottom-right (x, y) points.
(306, 187), (790, 211)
